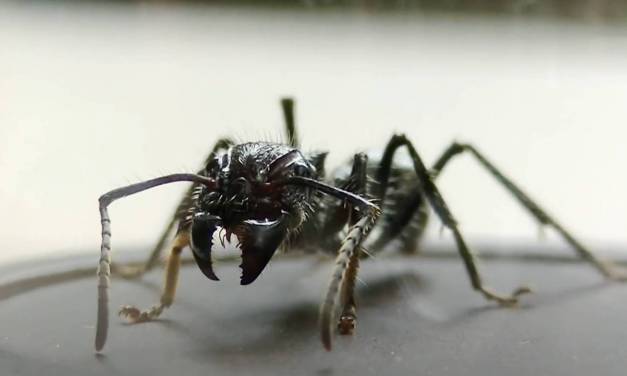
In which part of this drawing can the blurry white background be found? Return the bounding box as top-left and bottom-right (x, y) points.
(2, 2), (627, 264)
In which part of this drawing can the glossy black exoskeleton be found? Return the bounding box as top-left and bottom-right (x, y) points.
(189, 143), (320, 285)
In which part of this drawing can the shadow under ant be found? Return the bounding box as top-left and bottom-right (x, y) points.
(166, 271), (427, 361)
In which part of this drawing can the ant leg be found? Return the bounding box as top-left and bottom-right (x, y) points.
(337, 251), (359, 335)
(366, 145), (435, 253)
(379, 135), (531, 306)
(431, 142), (627, 281)
(281, 97), (299, 148)
(112, 138), (233, 279)
(282, 174), (379, 350)
(338, 154), (368, 336)
(320, 153), (375, 349)
(119, 232), (189, 323)
(398, 204), (429, 254)
(320, 214), (376, 350)
(368, 182), (429, 253)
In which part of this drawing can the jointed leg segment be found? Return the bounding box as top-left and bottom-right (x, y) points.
(378, 135), (532, 305)
(319, 153), (374, 349)
(338, 251), (360, 335)
(320, 215), (374, 350)
(119, 232), (189, 323)
(338, 153), (368, 335)
(431, 142), (627, 281)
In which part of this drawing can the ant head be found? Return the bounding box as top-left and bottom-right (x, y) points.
(191, 143), (318, 285)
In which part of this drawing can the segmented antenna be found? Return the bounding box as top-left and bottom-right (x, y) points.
(95, 173), (216, 352)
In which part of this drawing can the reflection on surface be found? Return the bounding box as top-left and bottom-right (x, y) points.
(2, 255), (627, 375)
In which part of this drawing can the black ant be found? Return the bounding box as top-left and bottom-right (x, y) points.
(95, 98), (626, 352)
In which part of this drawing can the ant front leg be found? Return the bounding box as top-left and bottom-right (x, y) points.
(378, 135), (531, 306)
(337, 153), (369, 336)
(119, 231), (189, 323)
(319, 153), (374, 349)
(337, 252), (360, 336)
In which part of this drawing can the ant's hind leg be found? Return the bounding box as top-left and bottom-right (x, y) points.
(379, 134), (531, 306)
(119, 232), (189, 323)
(431, 142), (627, 281)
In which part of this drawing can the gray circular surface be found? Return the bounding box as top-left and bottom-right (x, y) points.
(1, 253), (626, 376)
